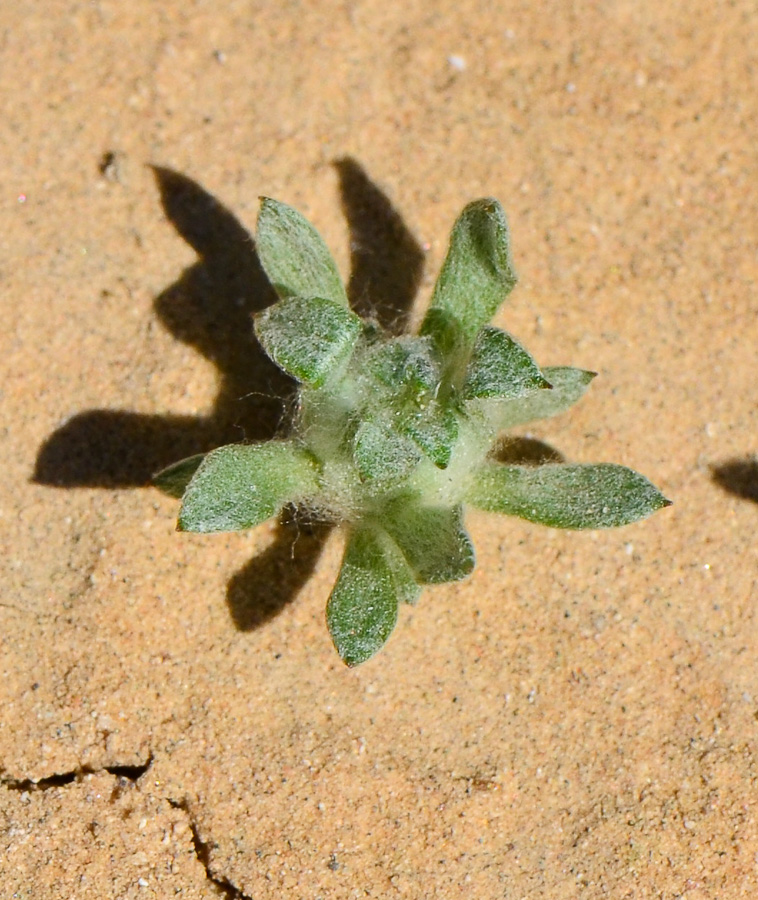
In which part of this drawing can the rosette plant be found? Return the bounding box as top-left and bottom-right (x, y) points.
(156, 196), (670, 666)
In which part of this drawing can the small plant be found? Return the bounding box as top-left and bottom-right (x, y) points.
(155, 196), (670, 666)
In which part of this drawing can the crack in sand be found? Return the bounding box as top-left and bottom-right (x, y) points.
(168, 798), (250, 900)
(2, 758), (249, 897)
(1, 754), (153, 791)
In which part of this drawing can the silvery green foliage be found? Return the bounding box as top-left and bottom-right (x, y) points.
(155, 197), (670, 666)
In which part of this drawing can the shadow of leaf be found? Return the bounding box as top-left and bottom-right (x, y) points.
(34, 412), (217, 488)
(33, 158), (423, 633)
(34, 167), (291, 489)
(492, 436), (565, 466)
(335, 157), (424, 333)
(711, 456), (758, 504)
(226, 520), (331, 631)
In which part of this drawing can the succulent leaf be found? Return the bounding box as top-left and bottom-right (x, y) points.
(365, 336), (440, 403)
(179, 442), (318, 533)
(462, 326), (552, 400)
(481, 366), (596, 430)
(326, 526), (406, 666)
(467, 462), (671, 529)
(420, 199), (517, 362)
(256, 198), (348, 305)
(153, 453), (206, 498)
(399, 401), (459, 469)
(365, 338), (409, 388)
(255, 295), (362, 387)
(353, 419), (422, 485)
(383, 501), (475, 583)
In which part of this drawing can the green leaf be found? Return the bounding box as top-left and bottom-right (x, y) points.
(255, 295), (362, 386)
(153, 453), (206, 499)
(386, 548), (423, 606)
(256, 198), (348, 305)
(366, 336), (440, 402)
(326, 527), (406, 666)
(400, 401), (459, 469)
(366, 338), (416, 389)
(481, 366), (596, 429)
(467, 462), (671, 529)
(420, 199), (517, 360)
(383, 501), (475, 583)
(353, 419), (422, 485)
(462, 326), (552, 399)
(179, 442), (318, 533)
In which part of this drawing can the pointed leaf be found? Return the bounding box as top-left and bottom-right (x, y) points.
(255, 295), (362, 386)
(467, 462), (671, 529)
(353, 419), (422, 485)
(366, 336), (440, 404)
(383, 501), (475, 583)
(386, 546), (423, 606)
(366, 338), (417, 389)
(401, 340), (440, 399)
(420, 199), (517, 360)
(179, 442), (318, 533)
(462, 326), (552, 400)
(481, 366), (596, 429)
(400, 401), (459, 469)
(256, 198), (348, 305)
(153, 453), (206, 499)
(326, 527), (404, 666)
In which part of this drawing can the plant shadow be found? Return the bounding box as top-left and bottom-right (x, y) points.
(335, 157), (425, 333)
(711, 456), (758, 504)
(492, 436), (565, 466)
(226, 518), (333, 631)
(33, 158), (425, 629)
(34, 167), (291, 487)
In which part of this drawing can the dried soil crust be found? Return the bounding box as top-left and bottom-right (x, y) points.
(2, 1), (758, 897)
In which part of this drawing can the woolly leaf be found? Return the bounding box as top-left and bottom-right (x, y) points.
(153, 453), (206, 499)
(420, 199), (517, 360)
(366, 338), (416, 389)
(482, 366), (596, 429)
(179, 442), (318, 533)
(383, 501), (475, 583)
(367, 336), (439, 403)
(256, 198), (348, 305)
(353, 419), (422, 485)
(402, 342), (440, 399)
(387, 550), (423, 606)
(400, 402), (459, 469)
(462, 326), (552, 399)
(467, 462), (671, 529)
(255, 295), (362, 387)
(326, 527), (403, 666)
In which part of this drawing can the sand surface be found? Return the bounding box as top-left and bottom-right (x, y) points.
(2, 1), (758, 897)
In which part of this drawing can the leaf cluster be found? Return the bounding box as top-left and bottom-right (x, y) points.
(156, 196), (670, 665)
